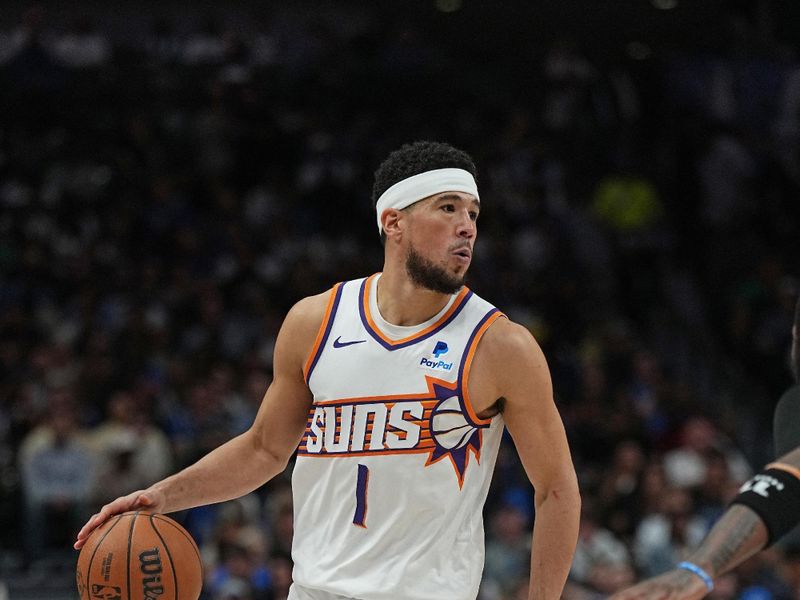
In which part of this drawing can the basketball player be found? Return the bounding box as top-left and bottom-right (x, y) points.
(610, 297), (800, 599)
(75, 141), (581, 600)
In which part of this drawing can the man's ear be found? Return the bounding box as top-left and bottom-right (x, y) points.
(381, 209), (404, 241)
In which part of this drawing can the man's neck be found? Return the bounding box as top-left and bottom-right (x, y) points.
(376, 267), (455, 326)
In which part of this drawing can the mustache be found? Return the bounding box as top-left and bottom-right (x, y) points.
(448, 242), (472, 253)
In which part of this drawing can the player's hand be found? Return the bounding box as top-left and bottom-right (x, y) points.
(73, 488), (166, 550)
(609, 569), (710, 600)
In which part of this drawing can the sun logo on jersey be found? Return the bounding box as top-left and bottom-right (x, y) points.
(424, 380), (484, 488)
(298, 376), (489, 488)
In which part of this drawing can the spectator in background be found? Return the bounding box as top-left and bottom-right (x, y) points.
(18, 388), (95, 558)
(90, 389), (173, 505)
(227, 368), (272, 436)
(91, 429), (142, 507)
(0, 4), (67, 90)
(205, 363), (250, 438)
(262, 484), (294, 561)
(692, 448), (737, 532)
(50, 16), (111, 68)
(662, 415), (750, 490)
(213, 577), (254, 600)
(570, 498), (634, 596)
(634, 461), (670, 521)
(163, 380), (231, 468)
(200, 494), (266, 565)
(208, 543), (271, 600)
(482, 503), (532, 599)
(596, 440), (647, 540)
(268, 554), (293, 600)
(541, 37), (600, 136)
(633, 487), (707, 578)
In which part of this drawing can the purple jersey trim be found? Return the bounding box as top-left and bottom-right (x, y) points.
(305, 283), (345, 383)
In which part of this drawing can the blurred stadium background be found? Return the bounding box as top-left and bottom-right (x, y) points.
(1, 1), (800, 598)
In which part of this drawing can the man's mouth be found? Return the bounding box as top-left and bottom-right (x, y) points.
(452, 248), (472, 262)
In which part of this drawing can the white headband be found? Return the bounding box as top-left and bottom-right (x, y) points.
(375, 167), (479, 233)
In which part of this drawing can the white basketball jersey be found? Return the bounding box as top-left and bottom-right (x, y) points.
(291, 274), (506, 600)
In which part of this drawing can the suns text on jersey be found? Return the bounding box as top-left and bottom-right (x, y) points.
(299, 398), (439, 456)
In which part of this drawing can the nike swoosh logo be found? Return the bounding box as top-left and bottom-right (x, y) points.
(333, 336), (367, 348)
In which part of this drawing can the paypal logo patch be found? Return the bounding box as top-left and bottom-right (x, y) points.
(419, 340), (453, 371)
(420, 357), (453, 371)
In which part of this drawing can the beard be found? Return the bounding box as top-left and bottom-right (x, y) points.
(405, 245), (465, 295)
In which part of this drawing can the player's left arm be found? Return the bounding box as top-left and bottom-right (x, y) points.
(472, 318), (581, 600)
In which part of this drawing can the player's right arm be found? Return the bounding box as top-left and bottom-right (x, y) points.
(74, 291), (329, 550)
(610, 445), (800, 600)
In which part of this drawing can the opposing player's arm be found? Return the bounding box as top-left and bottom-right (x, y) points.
(471, 318), (580, 600)
(612, 297), (800, 600)
(75, 290), (329, 549)
(610, 446), (800, 600)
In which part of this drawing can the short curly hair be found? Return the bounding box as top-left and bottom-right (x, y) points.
(372, 141), (477, 206)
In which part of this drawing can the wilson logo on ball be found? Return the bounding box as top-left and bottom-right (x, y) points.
(139, 548), (164, 599)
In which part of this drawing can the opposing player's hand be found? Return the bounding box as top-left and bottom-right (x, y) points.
(74, 488), (166, 550)
(609, 569), (709, 600)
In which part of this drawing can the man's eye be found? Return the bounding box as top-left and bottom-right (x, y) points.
(469, 212), (479, 221)
(441, 204), (455, 212)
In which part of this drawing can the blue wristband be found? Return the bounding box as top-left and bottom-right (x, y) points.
(677, 561), (714, 592)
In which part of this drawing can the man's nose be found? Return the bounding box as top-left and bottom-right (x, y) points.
(456, 210), (475, 238)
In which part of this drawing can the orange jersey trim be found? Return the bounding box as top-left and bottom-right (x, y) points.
(303, 282), (344, 383)
(361, 273), (471, 347)
(297, 445), (437, 458)
(461, 311), (506, 426)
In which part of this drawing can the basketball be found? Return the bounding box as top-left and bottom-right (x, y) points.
(76, 511), (203, 600)
(431, 395), (477, 450)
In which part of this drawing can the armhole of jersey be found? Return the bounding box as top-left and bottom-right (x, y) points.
(303, 282), (344, 385)
(460, 309), (506, 427)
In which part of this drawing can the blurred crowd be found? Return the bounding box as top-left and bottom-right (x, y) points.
(1, 1), (800, 599)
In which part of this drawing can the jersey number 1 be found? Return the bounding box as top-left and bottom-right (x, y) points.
(353, 464), (369, 527)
